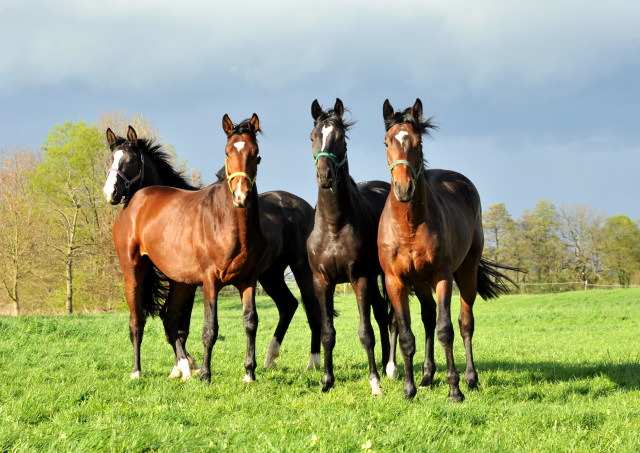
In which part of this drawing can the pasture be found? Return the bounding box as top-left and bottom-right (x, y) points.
(1, 288), (638, 452)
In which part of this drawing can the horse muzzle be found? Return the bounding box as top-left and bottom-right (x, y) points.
(393, 179), (415, 203)
(316, 166), (335, 189)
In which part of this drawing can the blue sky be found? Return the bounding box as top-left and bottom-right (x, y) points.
(1, 0), (639, 218)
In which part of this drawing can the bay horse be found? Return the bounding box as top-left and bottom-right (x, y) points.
(110, 113), (266, 383)
(105, 125), (322, 380)
(378, 98), (514, 400)
(307, 98), (391, 395)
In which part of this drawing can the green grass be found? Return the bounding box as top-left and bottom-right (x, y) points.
(1, 289), (639, 452)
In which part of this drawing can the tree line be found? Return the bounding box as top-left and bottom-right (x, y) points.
(1, 115), (639, 314)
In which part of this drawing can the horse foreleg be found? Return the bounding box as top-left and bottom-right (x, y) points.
(239, 277), (259, 383)
(414, 284), (437, 387)
(124, 264), (148, 380)
(455, 262), (479, 390)
(314, 276), (336, 392)
(291, 263), (322, 371)
(387, 305), (398, 379)
(369, 277), (391, 375)
(164, 282), (197, 380)
(200, 280), (219, 383)
(353, 276), (382, 396)
(385, 274), (415, 399)
(434, 274), (464, 402)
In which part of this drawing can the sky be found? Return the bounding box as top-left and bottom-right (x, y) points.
(1, 0), (639, 219)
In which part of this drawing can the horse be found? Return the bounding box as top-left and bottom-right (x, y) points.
(378, 98), (514, 400)
(110, 113), (266, 383)
(104, 125), (323, 380)
(307, 98), (392, 395)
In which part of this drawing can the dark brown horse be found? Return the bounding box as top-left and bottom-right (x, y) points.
(378, 99), (514, 400)
(111, 113), (266, 383)
(104, 125), (322, 379)
(307, 98), (391, 395)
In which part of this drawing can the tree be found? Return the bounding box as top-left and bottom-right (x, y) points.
(520, 199), (565, 283)
(0, 147), (45, 314)
(33, 121), (106, 313)
(483, 203), (516, 264)
(601, 215), (640, 286)
(558, 204), (605, 285)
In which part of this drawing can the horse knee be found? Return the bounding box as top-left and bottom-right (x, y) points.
(437, 321), (454, 346)
(358, 324), (375, 349)
(398, 329), (416, 359)
(243, 309), (258, 335)
(321, 326), (336, 350)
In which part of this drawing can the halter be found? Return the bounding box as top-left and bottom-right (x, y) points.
(388, 158), (423, 181)
(107, 153), (145, 196)
(225, 158), (256, 193)
(314, 150), (348, 170)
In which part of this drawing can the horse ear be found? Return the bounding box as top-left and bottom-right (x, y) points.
(311, 99), (322, 120)
(411, 98), (423, 122)
(127, 126), (138, 145)
(383, 99), (394, 121)
(334, 98), (344, 118)
(106, 128), (117, 146)
(249, 113), (260, 135)
(222, 114), (234, 136)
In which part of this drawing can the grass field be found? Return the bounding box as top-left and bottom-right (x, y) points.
(0, 288), (639, 452)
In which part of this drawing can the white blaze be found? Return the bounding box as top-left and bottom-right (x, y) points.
(395, 131), (409, 146)
(103, 150), (124, 202)
(321, 125), (334, 152)
(234, 142), (245, 151)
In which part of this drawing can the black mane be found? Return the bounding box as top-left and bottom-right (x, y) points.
(384, 108), (437, 137)
(113, 136), (200, 190)
(313, 108), (356, 136)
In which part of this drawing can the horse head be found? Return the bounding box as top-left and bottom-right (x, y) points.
(310, 98), (353, 190)
(383, 98), (436, 202)
(104, 126), (145, 205)
(222, 113), (261, 208)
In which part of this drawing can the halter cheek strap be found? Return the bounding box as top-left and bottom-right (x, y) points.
(107, 154), (145, 194)
(388, 159), (423, 180)
(225, 158), (256, 193)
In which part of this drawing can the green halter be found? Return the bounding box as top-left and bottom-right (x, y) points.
(388, 159), (423, 180)
(314, 151), (348, 170)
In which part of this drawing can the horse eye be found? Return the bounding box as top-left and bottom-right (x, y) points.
(257, 156), (262, 165)
(225, 151), (230, 157)
(384, 142), (388, 148)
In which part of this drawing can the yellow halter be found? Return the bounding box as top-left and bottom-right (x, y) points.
(225, 158), (256, 193)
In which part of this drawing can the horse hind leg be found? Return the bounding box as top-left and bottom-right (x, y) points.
(290, 261), (322, 371)
(163, 282), (197, 380)
(353, 276), (382, 396)
(454, 262), (479, 390)
(414, 284), (437, 388)
(369, 277), (391, 378)
(123, 259), (151, 379)
(259, 267), (298, 368)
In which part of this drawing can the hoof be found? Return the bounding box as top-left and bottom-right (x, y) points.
(419, 375), (434, 388)
(168, 366), (181, 380)
(385, 362), (397, 380)
(243, 374), (255, 383)
(264, 357), (277, 368)
(130, 370), (141, 380)
(306, 353), (322, 371)
(466, 374), (479, 390)
(404, 383), (417, 400)
(370, 378), (382, 396)
(200, 372), (211, 383)
(321, 383), (332, 393)
(448, 390), (465, 403)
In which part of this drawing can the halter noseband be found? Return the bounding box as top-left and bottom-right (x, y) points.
(314, 150), (348, 170)
(225, 158), (256, 193)
(388, 158), (423, 181)
(107, 153), (145, 196)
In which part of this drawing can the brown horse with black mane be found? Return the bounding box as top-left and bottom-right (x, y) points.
(378, 99), (515, 400)
(105, 125), (322, 381)
(111, 113), (266, 383)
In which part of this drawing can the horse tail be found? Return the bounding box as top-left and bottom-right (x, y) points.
(141, 261), (169, 319)
(476, 258), (522, 300)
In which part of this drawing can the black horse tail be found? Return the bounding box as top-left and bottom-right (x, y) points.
(141, 260), (169, 319)
(476, 258), (522, 300)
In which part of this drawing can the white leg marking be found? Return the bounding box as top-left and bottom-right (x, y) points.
(233, 141), (245, 151)
(168, 365), (181, 379)
(395, 130), (409, 146)
(178, 358), (192, 381)
(370, 377), (382, 396)
(130, 370), (141, 380)
(243, 374), (255, 383)
(264, 338), (281, 368)
(306, 353), (322, 371)
(321, 125), (334, 152)
(103, 150), (124, 202)
(386, 361), (397, 380)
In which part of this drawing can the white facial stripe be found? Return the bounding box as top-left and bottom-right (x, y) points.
(234, 142), (245, 151)
(321, 125), (334, 152)
(395, 131), (409, 146)
(103, 150), (124, 200)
